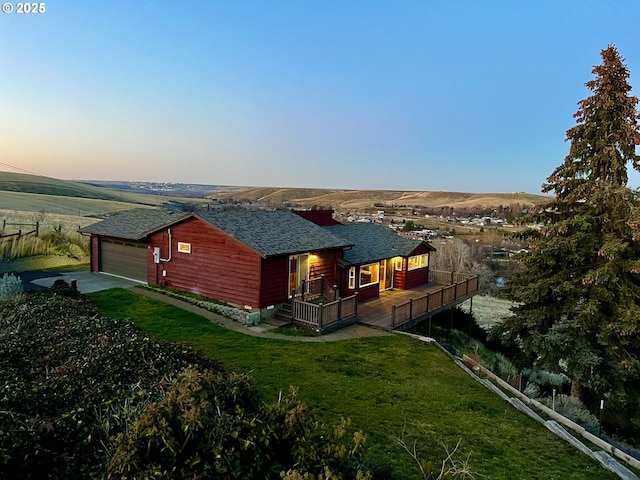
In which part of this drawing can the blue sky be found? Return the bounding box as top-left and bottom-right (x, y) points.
(1, 1), (640, 194)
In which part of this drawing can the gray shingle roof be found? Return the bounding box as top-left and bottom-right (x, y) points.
(79, 208), (192, 240)
(196, 209), (352, 257)
(326, 223), (435, 265)
(80, 207), (352, 257)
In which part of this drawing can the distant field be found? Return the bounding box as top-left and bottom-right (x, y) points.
(0, 172), (213, 208)
(0, 192), (157, 218)
(213, 186), (551, 210)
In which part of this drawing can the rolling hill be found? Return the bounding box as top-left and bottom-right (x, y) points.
(0, 171), (551, 215)
(0, 172), (209, 216)
(212, 186), (551, 210)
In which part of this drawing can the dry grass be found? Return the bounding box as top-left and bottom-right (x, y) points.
(0, 192), (158, 218)
(0, 209), (103, 233)
(213, 186), (551, 209)
(459, 295), (515, 330)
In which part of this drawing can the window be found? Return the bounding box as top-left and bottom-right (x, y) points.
(359, 263), (380, 287)
(408, 254), (429, 270)
(348, 267), (356, 289)
(394, 257), (403, 271)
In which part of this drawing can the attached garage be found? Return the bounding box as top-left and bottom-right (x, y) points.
(99, 238), (148, 282)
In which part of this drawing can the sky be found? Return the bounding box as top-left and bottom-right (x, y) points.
(1, 1), (640, 194)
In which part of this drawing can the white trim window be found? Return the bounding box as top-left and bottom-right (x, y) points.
(348, 266), (356, 289)
(359, 263), (380, 287)
(408, 254), (429, 271)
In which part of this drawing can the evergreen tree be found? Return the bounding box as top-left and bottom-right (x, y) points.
(497, 46), (640, 426)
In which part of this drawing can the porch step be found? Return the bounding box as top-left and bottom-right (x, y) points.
(275, 303), (293, 321)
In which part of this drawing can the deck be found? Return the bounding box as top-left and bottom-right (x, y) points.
(357, 273), (478, 331)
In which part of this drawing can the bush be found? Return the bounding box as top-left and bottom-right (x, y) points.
(0, 273), (22, 301)
(541, 395), (600, 433)
(109, 372), (370, 479)
(0, 290), (371, 479)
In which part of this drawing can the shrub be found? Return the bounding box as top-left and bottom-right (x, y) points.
(541, 395), (600, 433)
(0, 290), (371, 479)
(108, 372), (370, 479)
(0, 273), (22, 301)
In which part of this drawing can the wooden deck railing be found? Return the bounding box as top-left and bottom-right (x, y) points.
(391, 271), (479, 329)
(293, 294), (357, 332)
(294, 275), (338, 302)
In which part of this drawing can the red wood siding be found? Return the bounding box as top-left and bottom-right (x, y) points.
(260, 256), (289, 307)
(148, 217), (263, 308)
(309, 250), (340, 284)
(339, 263), (380, 302)
(404, 265), (429, 289)
(90, 236), (99, 272)
(292, 209), (340, 226)
(354, 283), (379, 302)
(398, 246), (432, 290)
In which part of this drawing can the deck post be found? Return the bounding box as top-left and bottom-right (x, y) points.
(449, 308), (453, 337)
(338, 298), (342, 320)
(301, 280), (305, 302)
(333, 285), (338, 301)
(409, 298), (413, 320)
(451, 271), (455, 284)
(391, 305), (396, 327)
(354, 292), (358, 316)
(319, 303), (324, 330)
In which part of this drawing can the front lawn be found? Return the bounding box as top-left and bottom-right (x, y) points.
(88, 288), (615, 480)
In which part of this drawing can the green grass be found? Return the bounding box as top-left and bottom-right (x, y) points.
(87, 288), (617, 480)
(272, 325), (317, 337)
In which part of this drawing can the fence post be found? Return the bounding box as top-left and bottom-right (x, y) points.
(2, 220), (5, 234)
(36, 221), (39, 237)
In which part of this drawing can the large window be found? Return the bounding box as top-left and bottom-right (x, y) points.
(359, 263), (380, 287)
(408, 254), (429, 271)
(348, 267), (356, 289)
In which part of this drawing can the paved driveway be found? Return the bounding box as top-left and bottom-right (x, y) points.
(20, 270), (141, 294)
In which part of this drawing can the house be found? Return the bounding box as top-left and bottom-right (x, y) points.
(81, 207), (475, 332)
(324, 223), (436, 302)
(81, 208), (351, 311)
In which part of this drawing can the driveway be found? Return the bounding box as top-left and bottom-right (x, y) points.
(19, 270), (141, 294)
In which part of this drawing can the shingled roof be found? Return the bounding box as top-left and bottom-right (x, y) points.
(79, 208), (192, 240)
(196, 209), (352, 257)
(81, 208), (352, 257)
(326, 223), (435, 265)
